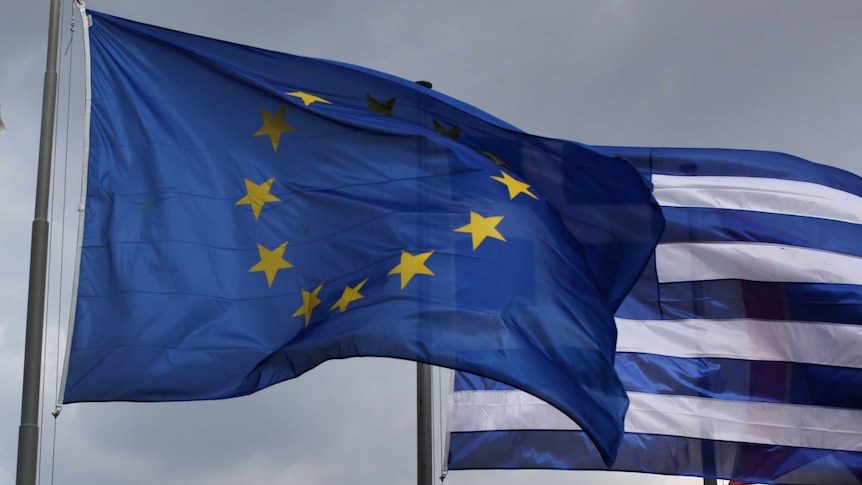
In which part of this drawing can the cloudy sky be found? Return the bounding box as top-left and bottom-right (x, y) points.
(1, 1), (861, 484)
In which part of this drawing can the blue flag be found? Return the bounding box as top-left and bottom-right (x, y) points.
(62, 11), (664, 464)
(448, 148), (862, 483)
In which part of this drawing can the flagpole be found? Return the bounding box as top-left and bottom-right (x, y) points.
(417, 362), (434, 485)
(16, 0), (63, 483)
(412, 79), (435, 485)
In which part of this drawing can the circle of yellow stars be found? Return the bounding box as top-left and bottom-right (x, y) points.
(239, 91), (540, 328)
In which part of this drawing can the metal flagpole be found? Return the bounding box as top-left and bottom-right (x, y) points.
(417, 362), (434, 485)
(16, 0), (63, 483)
(413, 79), (435, 485)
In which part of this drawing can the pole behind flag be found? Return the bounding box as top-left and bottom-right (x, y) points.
(61, 10), (665, 465)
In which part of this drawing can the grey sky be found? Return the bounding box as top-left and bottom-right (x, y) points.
(1, 1), (861, 484)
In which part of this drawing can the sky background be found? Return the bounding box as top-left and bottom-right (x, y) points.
(1, 1), (861, 484)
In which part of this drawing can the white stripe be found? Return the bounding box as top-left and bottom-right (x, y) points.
(615, 318), (862, 369)
(449, 390), (862, 452)
(652, 174), (862, 224)
(655, 242), (862, 284)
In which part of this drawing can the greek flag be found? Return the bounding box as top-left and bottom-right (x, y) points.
(448, 147), (862, 485)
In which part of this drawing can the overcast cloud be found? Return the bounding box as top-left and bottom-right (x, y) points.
(1, 1), (860, 484)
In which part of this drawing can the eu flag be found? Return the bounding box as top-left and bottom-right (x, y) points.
(63, 11), (663, 464)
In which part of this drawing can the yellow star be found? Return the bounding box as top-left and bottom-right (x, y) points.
(286, 91), (331, 106)
(248, 242), (293, 287)
(330, 278), (369, 312)
(491, 171), (538, 200)
(293, 282), (324, 327)
(236, 178), (280, 219)
(454, 211), (506, 250)
(481, 150), (509, 168)
(387, 250), (435, 290)
(367, 94), (396, 116)
(433, 120), (461, 139)
(254, 106), (295, 151)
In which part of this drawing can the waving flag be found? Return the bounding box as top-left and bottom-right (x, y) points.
(448, 147), (862, 484)
(62, 11), (664, 464)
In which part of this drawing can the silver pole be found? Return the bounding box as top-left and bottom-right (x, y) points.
(417, 362), (434, 485)
(16, 0), (63, 483)
(413, 79), (435, 485)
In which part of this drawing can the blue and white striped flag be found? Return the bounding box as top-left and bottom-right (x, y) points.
(447, 147), (862, 485)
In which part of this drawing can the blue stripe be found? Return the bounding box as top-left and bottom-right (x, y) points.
(448, 430), (862, 484)
(616, 353), (862, 409)
(614, 266), (862, 325)
(654, 280), (862, 325)
(661, 207), (862, 258)
(594, 146), (862, 197)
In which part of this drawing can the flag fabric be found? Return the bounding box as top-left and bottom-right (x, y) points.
(62, 11), (664, 464)
(448, 147), (862, 484)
